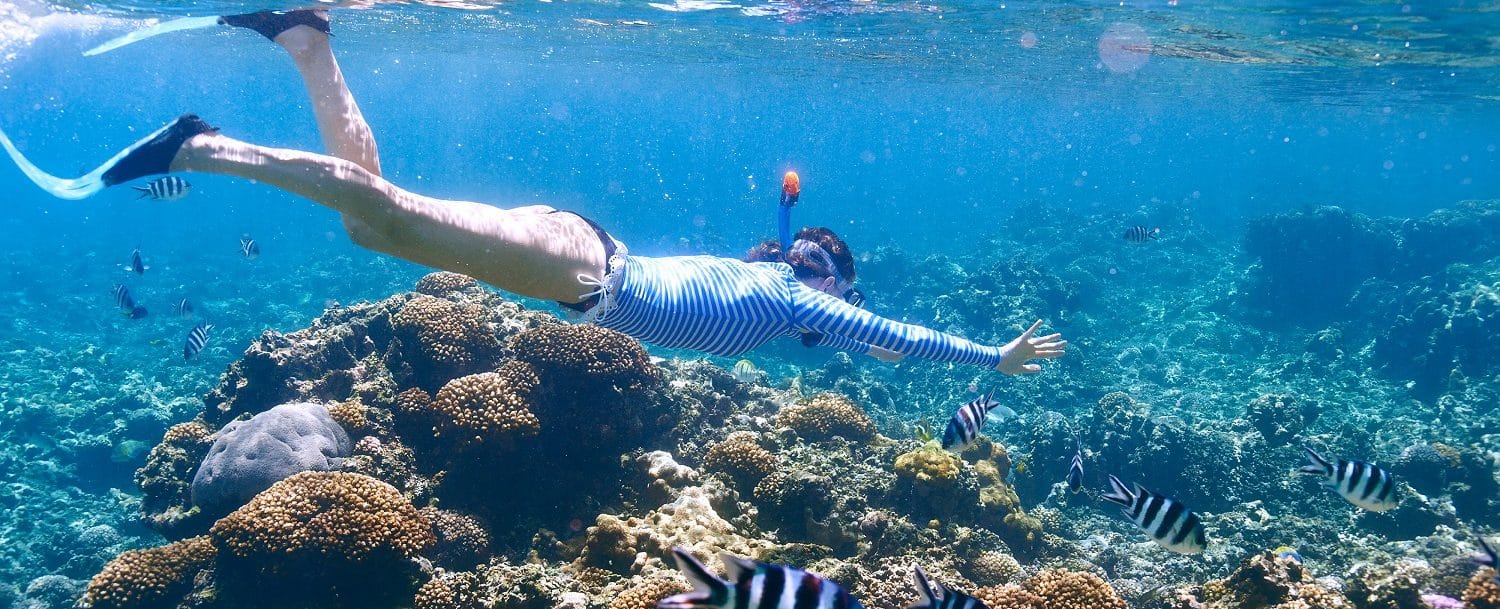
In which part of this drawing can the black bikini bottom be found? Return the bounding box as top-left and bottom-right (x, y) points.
(552, 209), (618, 313)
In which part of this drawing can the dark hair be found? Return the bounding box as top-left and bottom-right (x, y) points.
(745, 227), (857, 283)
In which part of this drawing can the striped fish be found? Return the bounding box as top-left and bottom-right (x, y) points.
(1477, 538), (1499, 584)
(1299, 446), (1398, 512)
(658, 547), (864, 609)
(173, 298), (194, 318)
(908, 565), (988, 609)
(1066, 445), (1084, 493)
(941, 387), (1017, 452)
(731, 359), (761, 384)
(240, 236), (260, 259)
(183, 322), (213, 360)
(112, 284), (148, 319)
(132, 176), (191, 201)
(1123, 226), (1159, 243)
(1102, 474), (1208, 554)
(124, 248), (147, 274)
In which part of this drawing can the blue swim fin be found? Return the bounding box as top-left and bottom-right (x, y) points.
(82, 15), (221, 57)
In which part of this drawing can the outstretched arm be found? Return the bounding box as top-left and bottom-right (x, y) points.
(791, 286), (1064, 371)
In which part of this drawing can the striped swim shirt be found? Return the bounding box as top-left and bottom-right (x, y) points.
(596, 255), (1005, 368)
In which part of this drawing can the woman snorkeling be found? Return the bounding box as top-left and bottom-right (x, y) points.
(0, 10), (1066, 373)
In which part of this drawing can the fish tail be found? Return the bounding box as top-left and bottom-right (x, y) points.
(1299, 446), (1332, 476)
(1101, 474), (1134, 508)
(669, 548), (729, 605)
(905, 565), (938, 609)
(132, 186), (151, 198)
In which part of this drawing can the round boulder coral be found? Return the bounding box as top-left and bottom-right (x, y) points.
(415, 271), (479, 296)
(80, 536), (216, 609)
(429, 362), (542, 446)
(393, 295), (500, 377)
(703, 431), (780, 487)
(1023, 569), (1127, 609)
(509, 324), (659, 392)
(211, 471), (434, 564)
(775, 393), (877, 442)
(609, 573), (691, 609)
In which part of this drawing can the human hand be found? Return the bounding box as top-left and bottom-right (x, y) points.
(995, 319), (1067, 375)
(869, 346), (905, 363)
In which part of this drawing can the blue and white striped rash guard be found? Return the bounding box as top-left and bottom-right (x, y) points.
(596, 255), (1006, 368)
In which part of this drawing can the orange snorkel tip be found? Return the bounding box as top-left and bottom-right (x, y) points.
(781, 171), (800, 206)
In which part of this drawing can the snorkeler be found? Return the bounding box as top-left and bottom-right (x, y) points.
(0, 10), (1067, 373)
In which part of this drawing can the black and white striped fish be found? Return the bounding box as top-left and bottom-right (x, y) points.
(1299, 446), (1398, 512)
(1066, 445), (1084, 493)
(183, 322), (213, 360)
(240, 236), (260, 259)
(124, 248), (147, 274)
(132, 176), (191, 201)
(941, 387), (1017, 452)
(172, 298), (194, 318)
(1102, 474), (1208, 554)
(1477, 538), (1499, 584)
(658, 547), (864, 609)
(112, 284), (149, 319)
(908, 564), (988, 609)
(1123, 226), (1159, 243)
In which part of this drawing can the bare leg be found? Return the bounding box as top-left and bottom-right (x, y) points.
(271, 22), (381, 175)
(172, 133), (609, 303)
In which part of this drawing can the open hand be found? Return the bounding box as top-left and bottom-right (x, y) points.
(995, 319), (1067, 375)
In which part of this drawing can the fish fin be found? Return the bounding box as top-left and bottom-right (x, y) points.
(906, 565), (938, 609)
(1131, 482), (1150, 498)
(1299, 446), (1331, 475)
(985, 406), (1018, 422)
(718, 552), (757, 582)
(1101, 475), (1133, 507)
(132, 186), (151, 198)
(670, 548), (726, 595)
(1478, 538), (1498, 568)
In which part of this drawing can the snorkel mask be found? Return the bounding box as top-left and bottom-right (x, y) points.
(788, 238), (865, 308)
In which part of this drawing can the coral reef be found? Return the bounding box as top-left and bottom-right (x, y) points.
(703, 431), (780, 488)
(1246, 393), (1319, 447)
(414, 271), (480, 296)
(775, 393), (878, 442)
(191, 402), (353, 518)
(428, 364), (543, 447)
(78, 536), (215, 609)
(392, 295), (503, 380)
(1464, 568), (1500, 609)
(420, 507), (492, 570)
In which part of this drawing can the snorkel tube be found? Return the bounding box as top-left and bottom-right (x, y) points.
(778, 171), (799, 251)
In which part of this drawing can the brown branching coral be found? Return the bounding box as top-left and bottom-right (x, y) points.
(509, 324), (660, 391)
(610, 573), (691, 609)
(415, 571), (484, 609)
(415, 271), (480, 296)
(420, 507), (491, 570)
(1023, 569), (1127, 609)
(210, 471), (434, 564)
(79, 536), (216, 609)
(775, 393), (877, 441)
(136, 420), (216, 537)
(429, 362), (543, 446)
(703, 431), (780, 487)
(327, 400), (371, 434)
(393, 294), (499, 374)
(1465, 569), (1500, 609)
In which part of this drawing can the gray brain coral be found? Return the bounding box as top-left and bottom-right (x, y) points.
(191, 402), (353, 518)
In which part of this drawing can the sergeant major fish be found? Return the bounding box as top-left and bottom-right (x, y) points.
(1298, 446), (1398, 512)
(730, 359), (761, 384)
(1477, 537), (1499, 584)
(909, 564), (989, 609)
(172, 298), (194, 318)
(941, 387), (1017, 452)
(112, 284), (148, 319)
(1102, 474), (1208, 554)
(124, 247), (147, 275)
(657, 546), (864, 609)
(1066, 443), (1084, 493)
(1124, 226), (1159, 243)
(183, 322), (213, 360)
(132, 176), (190, 201)
(240, 236), (260, 259)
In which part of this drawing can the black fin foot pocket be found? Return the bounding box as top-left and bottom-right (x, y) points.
(218, 10), (331, 41)
(101, 114), (218, 187)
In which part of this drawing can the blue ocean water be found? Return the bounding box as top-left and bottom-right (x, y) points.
(0, 0), (1498, 605)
